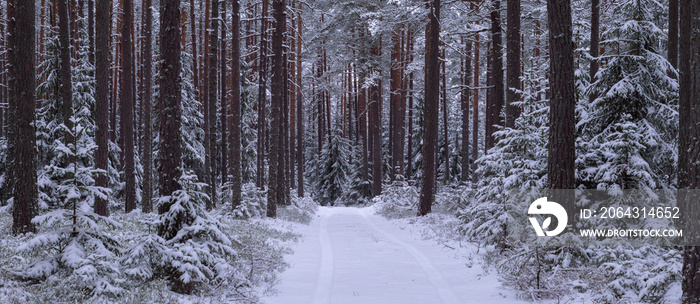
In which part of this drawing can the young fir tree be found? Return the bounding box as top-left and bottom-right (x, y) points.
(317, 129), (351, 206)
(15, 114), (121, 298)
(578, 0), (677, 191)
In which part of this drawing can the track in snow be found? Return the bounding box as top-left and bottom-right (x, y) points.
(263, 206), (523, 304)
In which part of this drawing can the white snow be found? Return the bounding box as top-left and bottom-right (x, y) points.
(263, 206), (526, 304)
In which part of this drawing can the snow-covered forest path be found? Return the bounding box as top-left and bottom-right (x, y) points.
(263, 207), (524, 304)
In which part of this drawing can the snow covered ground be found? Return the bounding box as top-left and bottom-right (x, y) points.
(263, 206), (526, 304)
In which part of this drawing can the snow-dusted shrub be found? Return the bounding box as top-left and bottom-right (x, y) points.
(373, 180), (420, 219)
(277, 193), (318, 224)
(592, 246), (682, 304)
(123, 173), (239, 294)
(497, 245), (594, 301)
(228, 182), (266, 219)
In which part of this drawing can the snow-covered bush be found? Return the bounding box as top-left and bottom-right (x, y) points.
(278, 193), (318, 224)
(373, 180), (420, 219)
(227, 182), (266, 219)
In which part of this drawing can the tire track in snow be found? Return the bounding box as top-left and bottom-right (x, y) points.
(312, 211), (334, 304)
(360, 209), (462, 304)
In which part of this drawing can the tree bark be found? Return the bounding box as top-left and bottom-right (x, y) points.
(589, 0), (599, 104)
(461, 36), (472, 183)
(141, 0), (153, 213)
(485, 1), (503, 151)
(267, 0), (286, 217)
(257, 0), (269, 189)
(471, 7), (480, 186)
(419, 0), (439, 216)
(296, 1), (304, 197)
(546, 0), (575, 223)
(230, 0), (242, 209)
(207, 0), (219, 210)
(505, 0), (521, 128)
(669, 0), (679, 69)
(58, 0), (73, 142)
(221, 0), (228, 186)
(370, 40), (382, 197)
(406, 30), (415, 180)
(94, 0), (110, 216)
(9, 0), (38, 234)
(390, 25), (402, 181)
(680, 1), (700, 302)
(121, 0), (137, 213)
(158, 0), (183, 206)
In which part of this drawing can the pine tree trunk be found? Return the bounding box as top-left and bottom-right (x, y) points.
(94, 0), (110, 216)
(158, 0), (183, 206)
(221, 0), (228, 186)
(257, 0), (269, 189)
(419, 0), (439, 216)
(669, 0), (678, 69)
(441, 46), (449, 183)
(121, 0), (137, 213)
(207, 0), (219, 210)
(9, 0), (38, 234)
(58, 0), (73, 142)
(406, 29), (415, 180)
(230, 0), (242, 209)
(461, 36), (471, 183)
(141, 0), (153, 213)
(680, 1), (700, 302)
(267, 0), (286, 217)
(546, 0), (575, 223)
(472, 7), (480, 186)
(88, 0), (94, 64)
(505, 0), (521, 128)
(296, 1), (304, 197)
(390, 25), (402, 181)
(589, 0), (599, 104)
(485, 1), (503, 151)
(370, 40), (382, 197)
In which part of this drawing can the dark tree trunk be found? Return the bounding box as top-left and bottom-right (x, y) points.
(669, 0), (679, 69)
(296, 1), (304, 197)
(505, 0), (520, 128)
(257, 0), (269, 189)
(9, 0), (38, 234)
(267, 0), (286, 217)
(207, 0), (219, 210)
(390, 25), (402, 181)
(546, 0), (575, 223)
(221, 0), (228, 186)
(472, 12), (480, 185)
(680, 1), (700, 302)
(158, 0), (183, 206)
(230, 0), (242, 209)
(419, 0), (439, 216)
(461, 36), (472, 183)
(121, 0), (136, 213)
(441, 46), (449, 183)
(370, 40), (382, 197)
(589, 0), (599, 104)
(94, 0), (110, 216)
(58, 0), (73, 141)
(406, 31), (415, 180)
(485, 1), (503, 151)
(141, 0), (153, 213)
(88, 0), (94, 64)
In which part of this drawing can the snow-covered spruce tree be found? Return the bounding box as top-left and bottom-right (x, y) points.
(577, 0), (677, 191)
(342, 141), (372, 205)
(316, 129), (350, 206)
(122, 173), (239, 294)
(459, 87), (548, 246)
(14, 114), (122, 299)
(574, 1), (680, 302)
